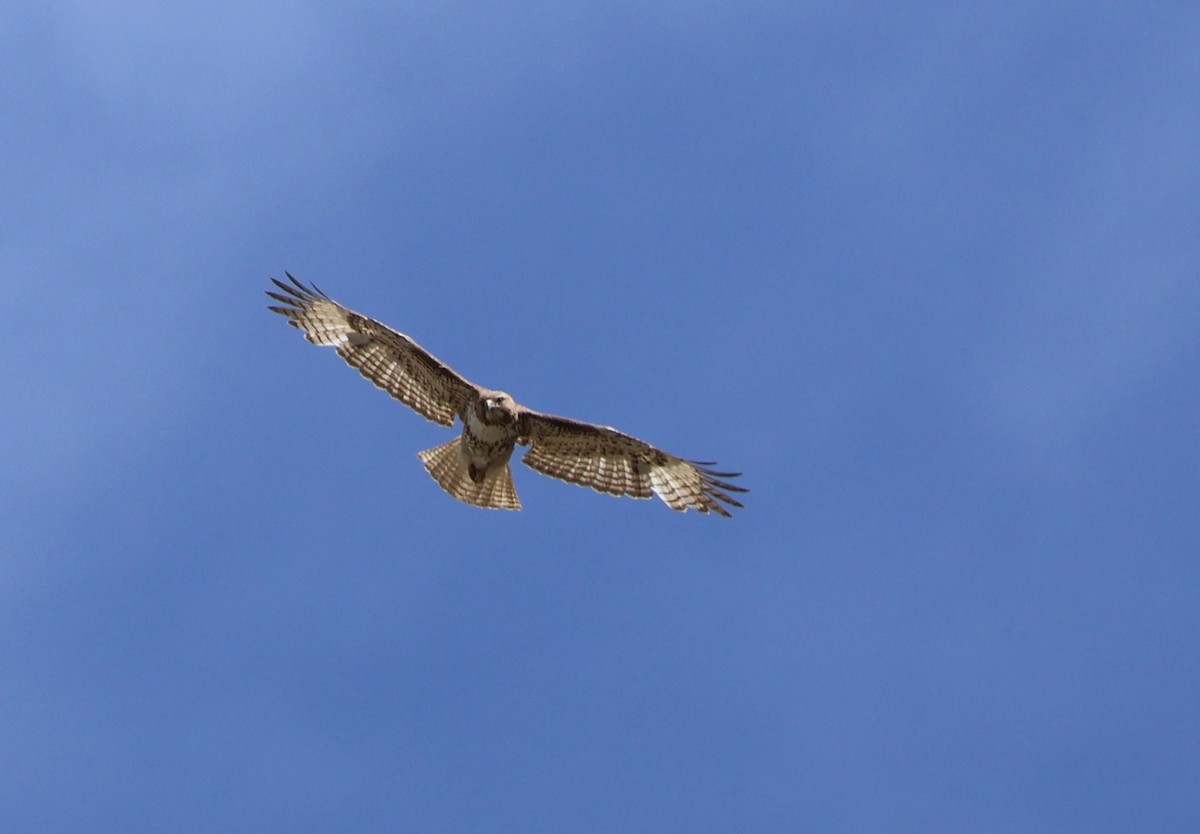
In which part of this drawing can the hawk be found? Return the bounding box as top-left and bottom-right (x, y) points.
(267, 274), (746, 516)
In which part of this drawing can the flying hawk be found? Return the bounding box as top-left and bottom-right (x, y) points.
(267, 274), (746, 516)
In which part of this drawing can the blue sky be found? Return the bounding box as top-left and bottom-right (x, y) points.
(3, 2), (1198, 830)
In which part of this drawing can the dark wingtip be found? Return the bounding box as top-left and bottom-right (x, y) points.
(268, 273), (333, 308)
(709, 489), (745, 509)
(693, 460), (748, 516)
(706, 501), (734, 518)
(282, 271), (331, 300)
(269, 276), (306, 299)
(265, 290), (298, 306)
(693, 462), (748, 498)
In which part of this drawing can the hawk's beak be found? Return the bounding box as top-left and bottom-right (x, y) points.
(481, 398), (510, 424)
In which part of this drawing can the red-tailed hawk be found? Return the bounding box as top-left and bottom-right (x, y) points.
(267, 274), (746, 516)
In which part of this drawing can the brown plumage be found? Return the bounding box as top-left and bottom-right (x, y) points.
(267, 274), (746, 515)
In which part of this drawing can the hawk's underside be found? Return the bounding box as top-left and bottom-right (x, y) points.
(267, 274), (746, 516)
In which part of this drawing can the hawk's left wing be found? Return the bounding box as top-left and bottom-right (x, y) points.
(267, 274), (475, 426)
(518, 411), (746, 516)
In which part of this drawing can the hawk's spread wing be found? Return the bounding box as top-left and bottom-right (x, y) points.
(518, 412), (746, 516)
(267, 274), (474, 426)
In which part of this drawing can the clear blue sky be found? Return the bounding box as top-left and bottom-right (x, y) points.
(3, 3), (1198, 831)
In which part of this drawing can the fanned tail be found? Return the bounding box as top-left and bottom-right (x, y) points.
(417, 438), (521, 511)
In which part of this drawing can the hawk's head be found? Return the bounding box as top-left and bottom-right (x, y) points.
(478, 392), (517, 426)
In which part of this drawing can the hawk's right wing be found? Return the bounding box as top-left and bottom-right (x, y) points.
(518, 411), (746, 516)
(267, 274), (475, 426)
